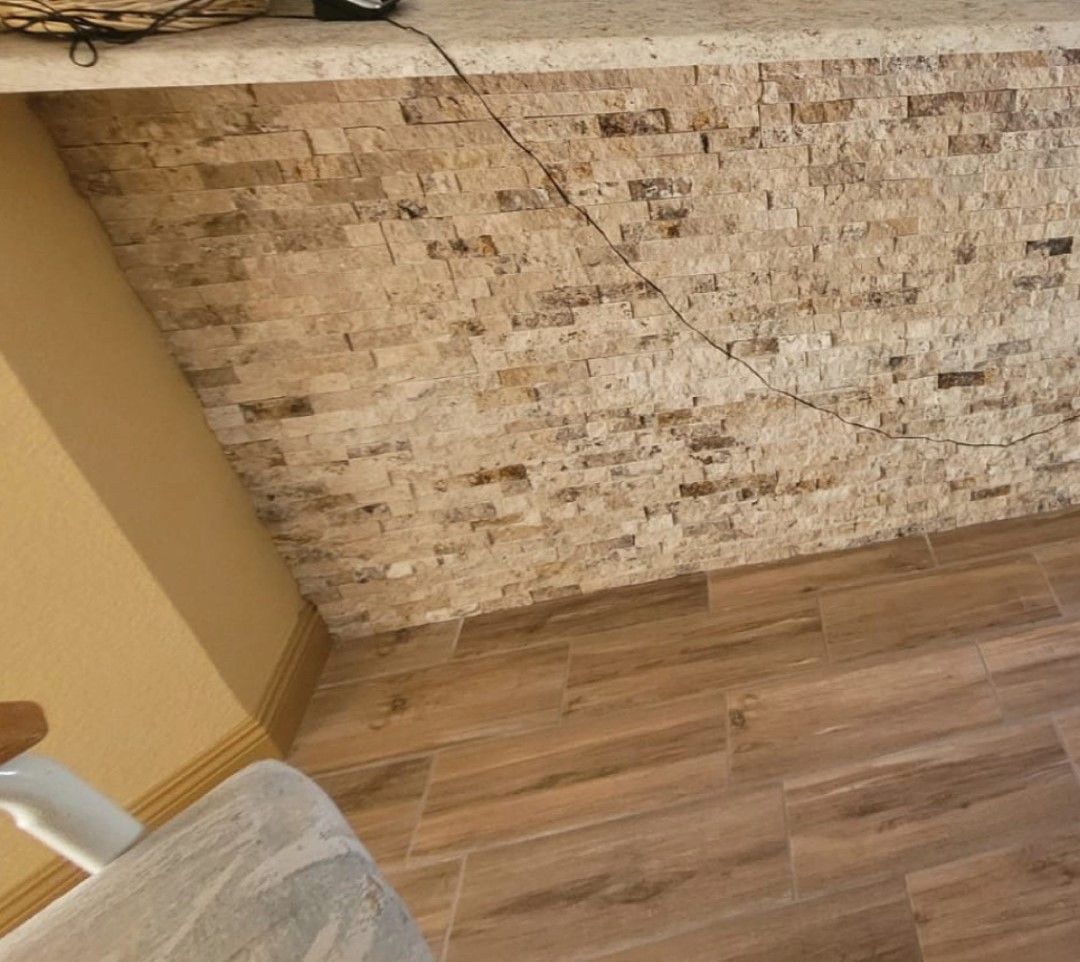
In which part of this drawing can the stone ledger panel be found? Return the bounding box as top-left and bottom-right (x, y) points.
(31, 50), (1080, 636)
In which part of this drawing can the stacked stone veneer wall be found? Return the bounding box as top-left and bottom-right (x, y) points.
(30, 49), (1080, 637)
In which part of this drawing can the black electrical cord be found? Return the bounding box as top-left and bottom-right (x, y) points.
(385, 15), (1080, 451)
(8, 2), (1075, 449)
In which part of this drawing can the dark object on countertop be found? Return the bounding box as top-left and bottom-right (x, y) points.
(313, 0), (397, 20)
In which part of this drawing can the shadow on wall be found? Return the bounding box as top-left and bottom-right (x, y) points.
(0, 93), (305, 719)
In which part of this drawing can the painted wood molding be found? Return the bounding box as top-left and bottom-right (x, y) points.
(258, 602), (331, 757)
(0, 603), (330, 935)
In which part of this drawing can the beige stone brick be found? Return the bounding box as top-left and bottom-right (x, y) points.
(36, 55), (1080, 635)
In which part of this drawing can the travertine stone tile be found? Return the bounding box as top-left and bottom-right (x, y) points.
(591, 880), (921, 962)
(446, 790), (791, 962)
(819, 554), (1060, 663)
(707, 534), (935, 614)
(929, 508), (1080, 565)
(290, 644), (568, 772)
(907, 829), (1080, 962)
(728, 646), (1001, 782)
(565, 603), (826, 715)
(31, 59), (1080, 638)
(455, 574), (707, 657)
(312, 756), (431, 864)
(411, 693), (726, 859)
(319, 620), (462, 687)
(384, 859), (463, 961)
(979, 620), (1080, 717)
(786, 721), (1080, 895)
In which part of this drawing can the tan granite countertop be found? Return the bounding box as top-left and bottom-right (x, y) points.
(2, 0), (1080, 93)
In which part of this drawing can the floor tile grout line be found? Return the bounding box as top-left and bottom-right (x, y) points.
(923, 530), (940, 567)
(1050, 713), (1080, 790)
(779, 778), (799, 902)
(973, 642), (1007, 722)
(902, 871), (932, 962)
(722, 689), (733, 786)
(1034, 551), (1067, 615)
(405, 751), (440, 864)
(449, 616), (465, 657)
(438, 853), (468, 962)
(557, 641), (575, 717)
(816, 594), (834, 665)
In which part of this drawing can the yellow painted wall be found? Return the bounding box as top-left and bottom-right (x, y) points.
(0, 95), (306, 903)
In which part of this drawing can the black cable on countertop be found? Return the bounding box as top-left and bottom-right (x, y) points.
(387, 14), (1080, 451)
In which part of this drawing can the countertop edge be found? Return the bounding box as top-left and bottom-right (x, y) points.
(2, 14), (1080, 95)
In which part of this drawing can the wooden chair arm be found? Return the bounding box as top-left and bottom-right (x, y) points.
(0, 702), (48, 764)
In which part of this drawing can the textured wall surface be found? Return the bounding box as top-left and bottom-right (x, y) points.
(30, 50), (1080, 637)
(0, 94), (263, 906)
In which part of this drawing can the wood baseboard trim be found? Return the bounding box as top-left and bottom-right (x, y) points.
(133, 719), (275, 827)
(0, 603), (330, 936)
(257, 601), (331, 756)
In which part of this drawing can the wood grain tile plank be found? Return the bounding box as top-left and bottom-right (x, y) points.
(786, 721), (1080, 896)
(412, 693), (726, 860)
(318, 620), (462, 687)
(565, 603), (826, 716)
(592, 880), (921, 962)
(446, 790), (791, 962)
(907, 829), (1080, 962)
(979, 620), (1080, 717)
(290, 644), (568, 772)
(820, 554), (1059, 663)
(708, 535), (935, 614)
(384, 859), (463, 962)
(928, 507), (1080, 565)
(1036, 541), (1080, 613)
(455, 574), (707, 658)
(311, 756), (432, 864)
(728, 646), (1001, 783)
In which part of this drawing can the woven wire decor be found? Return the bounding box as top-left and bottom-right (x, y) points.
(0, 0), (268, 63)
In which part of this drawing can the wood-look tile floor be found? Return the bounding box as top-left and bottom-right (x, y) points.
(290, 508), (1080, 962)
